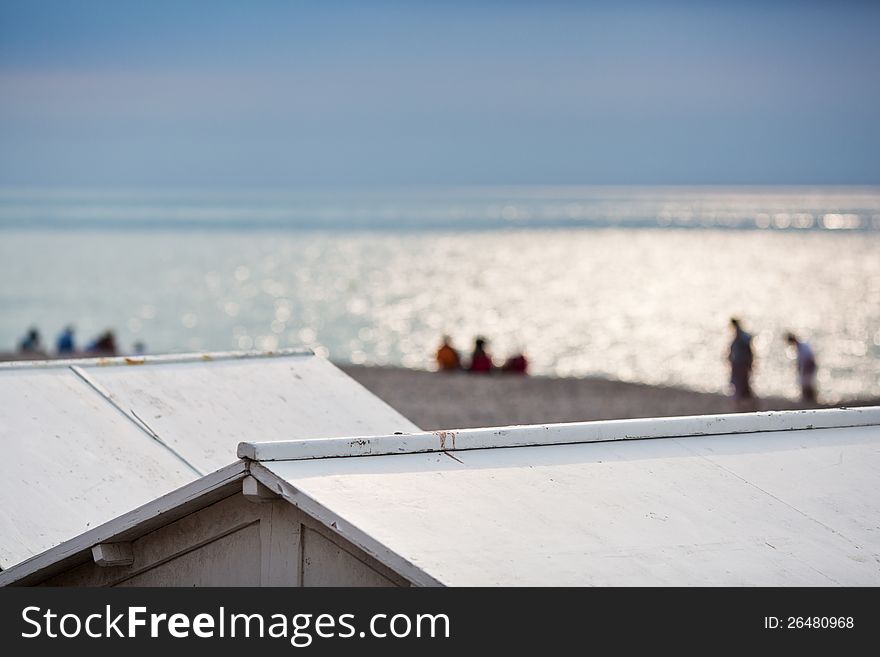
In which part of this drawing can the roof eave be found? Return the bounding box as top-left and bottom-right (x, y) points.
(0, 461), (248, 586)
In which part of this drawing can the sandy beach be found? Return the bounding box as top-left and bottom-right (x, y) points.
(4, 350), (875, 430)
(340, 365), (879, 430)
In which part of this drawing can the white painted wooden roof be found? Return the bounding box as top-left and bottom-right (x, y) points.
(244, 407), (880, 586)
(0, 350), (418, 569)
(74, 351), (418, 473)
(0, 368), (195, 569)
(2, 407), (877, 586)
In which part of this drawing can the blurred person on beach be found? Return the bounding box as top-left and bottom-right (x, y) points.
(435, 335), (461, 371)
(786, 332), (818, 403)
(133, 341), (147, 355)
(501, 351), (529, 375)
(728, 318), (755, 410)
(56, 325), (76, 354)
(87, 330), (118, 356)
(18, 327), (44, 354)
(469, 337), (494, 374)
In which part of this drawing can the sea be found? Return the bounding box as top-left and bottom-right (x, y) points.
(1, 185), (878, 402)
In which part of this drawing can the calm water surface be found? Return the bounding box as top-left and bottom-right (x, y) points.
(1, 187), (878, 402)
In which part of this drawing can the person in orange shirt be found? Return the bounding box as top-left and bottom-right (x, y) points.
(435, 335), (461, 371)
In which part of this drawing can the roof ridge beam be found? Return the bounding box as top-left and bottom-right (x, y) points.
(238, 406), (880, 462)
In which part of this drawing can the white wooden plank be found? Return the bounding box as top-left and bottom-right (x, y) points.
(242, 475), (276, 502)
(0, 349), (314, 371)
(238, 406), (880, 462)
(92, 543), (134, 567)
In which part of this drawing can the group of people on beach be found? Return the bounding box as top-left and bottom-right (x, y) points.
(15, 320), (817, 406)
(435, 335), (528, 375)
(433, 319), (819, 407)
(16, 325), (144, 358)
(728, 317), (818, 409)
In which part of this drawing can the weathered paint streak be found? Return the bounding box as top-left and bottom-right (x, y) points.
(434, 430), (458, 451)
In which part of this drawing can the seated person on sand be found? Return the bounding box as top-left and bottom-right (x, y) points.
(501, 351), (528, 375)
(468, 337), (494, 374)
(19, 327), (45, 354)
(56, 325), (76, 355)
(87, 330), (118, 356)
(435, 335), (461, 371)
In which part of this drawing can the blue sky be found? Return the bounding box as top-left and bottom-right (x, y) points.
(1, 1), (878, 187)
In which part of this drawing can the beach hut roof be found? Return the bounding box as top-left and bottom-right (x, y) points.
(0, 350), (418, 569)
(2, 406), (878, 586)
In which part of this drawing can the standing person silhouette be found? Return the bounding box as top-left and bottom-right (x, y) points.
(728, 318), (755, 410)
(786, 332), (818, 404)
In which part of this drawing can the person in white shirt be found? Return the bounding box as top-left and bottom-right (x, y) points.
(786, 332), (818, 403)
